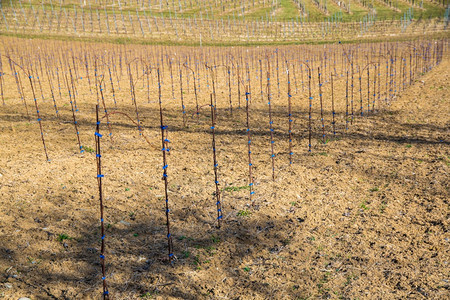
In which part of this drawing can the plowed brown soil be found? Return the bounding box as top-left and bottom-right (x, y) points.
(0, 48), (449, 299)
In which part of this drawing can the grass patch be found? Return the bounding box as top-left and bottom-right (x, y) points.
(57, 233), (72, 242)
(224, 185), (249, 192)
(81, 145), (95, 153)
(236, 209), (251, 217)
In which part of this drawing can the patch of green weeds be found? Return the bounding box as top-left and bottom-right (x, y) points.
(57, 233), (72, 242)
(224, 185), (250, 192)
(360, 200), (370, 210)
(81, 145), (95, 153)
(210, 235), (221, 244)
(236, 209), (251, 217)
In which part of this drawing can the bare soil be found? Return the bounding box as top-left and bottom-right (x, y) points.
(0, 46), (449, 299)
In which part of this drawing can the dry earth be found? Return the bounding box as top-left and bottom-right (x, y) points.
(0, 50), (449, 299)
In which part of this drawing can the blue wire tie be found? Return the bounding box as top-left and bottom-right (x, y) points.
(169, 253), (174, 257)
(104, 291), (109, 295)
(217, 215), (223, 219)
(163, 165), (168, 170)
(249, 183), (253, 186)
(164, 139), (170, 143)
(97, 174), (104, 178)
(163, 174), (168, 178)
(249, 163), (252, 166)
(100, 255), (105, 259)
(271, 154), (275, 157)
(95, 132), (103, 137)
(101, 218), (104, 222)
(211, 126), (215, 130)
(96, 154), (101, 158)
(37, 118), (41, 121)
(250, 191), (255, 195)
(215, 181), (219, 184)
(167, 233), (171, 238)
(101, 235), (105, 240)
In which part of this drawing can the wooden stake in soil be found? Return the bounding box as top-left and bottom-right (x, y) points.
(345, 70), (349, 132)
(44, 57), (59, 117)
(286, 62), (293, 164)
(227, 65), (232, 115)
(210, 94), (223, 228)
(317, 67), (325, 143)
(95, 105), (110, 300)
(10, 61), (29, 119)
(0, 53), (4, 105)
(98, 76), (113, 141)
(64, 72), (83, 153)
(178, 61), (187, 126)
(244, 86), (255, 203)
(305, 62), (313, 153)
(184, 63), (199, 123)
(266, 58), (275, 181)
(331, 72), (336, 136)
(28, 71), (50, 161)
(157, 68), (174, 262)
